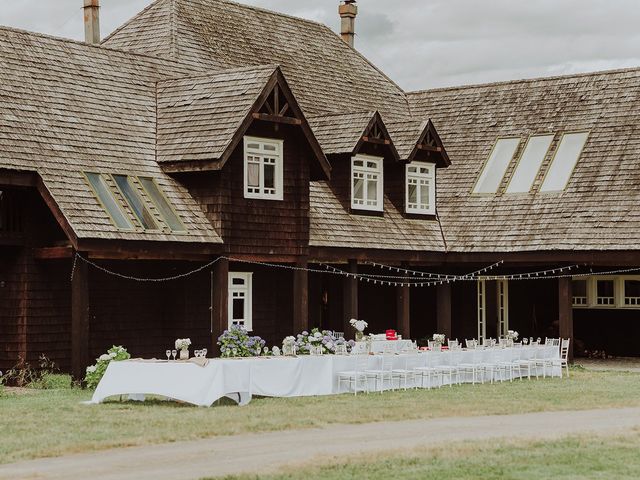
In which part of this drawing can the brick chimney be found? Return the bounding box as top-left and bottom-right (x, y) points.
(339, 0), (357, 48)
(83, 0), (101, 44)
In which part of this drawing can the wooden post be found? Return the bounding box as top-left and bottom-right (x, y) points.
(71, 255), (90, 380)
(211, 257), (229, 356)
(342, 260), (358, 338)
(558, 277), (574, 362)
(397, 281), (410, 339)
(436, 283), (452, 339)
(293, 259), (309, 334)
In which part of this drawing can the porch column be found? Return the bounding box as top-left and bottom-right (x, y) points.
(293, 259), (309, 334)
(71, 255), (90, 380)
(211, 257), (229, 355)
(342, 259), (358, 338)
(436, 283), (452, 339)
(558, 277), (574, 362)
(396, 279), (410, 339)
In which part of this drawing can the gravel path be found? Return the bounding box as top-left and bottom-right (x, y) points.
(1, 407), (639, 480)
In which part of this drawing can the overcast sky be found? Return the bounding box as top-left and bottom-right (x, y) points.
(1, 0), (639, 91)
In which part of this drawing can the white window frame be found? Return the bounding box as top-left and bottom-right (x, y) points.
(228, 272), (253, 331)
(591, 276), (617, 309)
(243, 136), (284, 201)
(405, 162), (436, 215)
(571, 278), (589, 307)
(351, 154), (384, 212)
(477, 279), (486, 342)
(621, 276), (640, 308)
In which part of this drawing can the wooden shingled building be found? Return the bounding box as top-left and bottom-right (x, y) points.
(1, 0), (639, 377)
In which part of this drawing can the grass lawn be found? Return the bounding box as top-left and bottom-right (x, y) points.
(1, 368), (639, 465)
(215, 431), (640, 480)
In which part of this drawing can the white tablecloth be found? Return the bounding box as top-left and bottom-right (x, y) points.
(368, 340), (413, 353)
(91, 346), (560, 407)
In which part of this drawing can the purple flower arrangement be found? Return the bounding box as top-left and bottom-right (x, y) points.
(293, 328), (356, 355)
(217, 325), (267, 358)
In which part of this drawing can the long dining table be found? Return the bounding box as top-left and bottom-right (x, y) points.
(90, 345), (560, 407)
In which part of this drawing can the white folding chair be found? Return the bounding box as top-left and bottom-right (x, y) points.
(365, 354), (394, 393)
(551, 338), (570, 378)
(457, 349), (483, 384)
(338, 354), (369, 395)
(334, 331), (345, 339)
(392, 354), (421, 390)
(414, 352), (444, 389)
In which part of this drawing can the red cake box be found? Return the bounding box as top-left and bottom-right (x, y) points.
(386, 329), (398, 340)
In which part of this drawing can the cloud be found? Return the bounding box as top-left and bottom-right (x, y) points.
(1, 0), (639, 91)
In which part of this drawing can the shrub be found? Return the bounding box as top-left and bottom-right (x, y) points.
(30, 373), (73, 390)
(84, 346), (130, 389)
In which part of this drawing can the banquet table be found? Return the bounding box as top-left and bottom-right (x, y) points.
(90, 345), (560, 407)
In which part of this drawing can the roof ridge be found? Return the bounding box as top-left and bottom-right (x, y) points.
(181, 0), (329, 29)
(307, 110), (377, 120)
(0, 23), (191, 69)
(156, 63), (279, 84)
(102, 0), (171, 44)
(409, 65), (640, 96)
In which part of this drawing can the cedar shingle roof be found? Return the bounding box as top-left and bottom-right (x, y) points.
(157, 64), (277, 163)
(408, 68), (640, 252)
(309, 182), (445, 252)
(307, 112), (376, 156)
(0, 26), (221, 244)
(103, 0), (410, 117)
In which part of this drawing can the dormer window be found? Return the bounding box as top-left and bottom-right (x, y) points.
(406, 162), (435, 215)
(243, 136), (284, 200)
(351, 154), (383, 212)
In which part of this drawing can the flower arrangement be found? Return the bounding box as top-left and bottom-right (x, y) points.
(506, 330), (519, 341)
(84, 345), (130, 389)
(175, 338), (192, 350)
(349, 319), (368, 341)
(282, 336), (296, 356)
(217, 325), (266, 358)
(432, 333), (446, 344)
(292, 328), (355, 355)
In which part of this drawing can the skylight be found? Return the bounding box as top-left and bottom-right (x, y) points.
(540, 132), (589, 192)
(113, 174), (158, 230)
(85, 173), (133, 230)
(505, 135), (554, 193)
(139, 177), (185, 232)
(473, 138), (520, 193)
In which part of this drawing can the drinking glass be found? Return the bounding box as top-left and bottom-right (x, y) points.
(171, 349), (177, 360)
(166, 350), (171, 361)
(194, 350), (199, 358)
(202, 348), (208, 358)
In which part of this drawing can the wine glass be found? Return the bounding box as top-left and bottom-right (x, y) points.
(523, 338), (529, 345)
(171, 349), (177, 360)
(166, 349), (171, 361)
(202, 348), (208, 358)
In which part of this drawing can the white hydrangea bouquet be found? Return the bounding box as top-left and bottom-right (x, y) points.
(350, 318), (368, 341)
(175, 338), (192, 360)
(506, 330), (519, 341)
(282, 336), (296, 356)
(84, 345), (130, 389)
(432, 333), (446, 344)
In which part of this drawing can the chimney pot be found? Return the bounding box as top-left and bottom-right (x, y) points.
(339, 0), (357, 48)
(83, 0), (101, 44)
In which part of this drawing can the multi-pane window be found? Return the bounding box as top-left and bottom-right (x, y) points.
(623, 279), (640, 306)
(595, 278), (616, 306)
(228, 272), (253, 331)
(571, 279), (588, 306)
(113, 174), (158, 230)
(244, 136), (283, 200)
(85, 173), (133, 230)
(351, 155), (383, 212)
(406, 162), (435, 214)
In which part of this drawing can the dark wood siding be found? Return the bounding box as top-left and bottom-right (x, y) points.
(181, 122), (313, 259)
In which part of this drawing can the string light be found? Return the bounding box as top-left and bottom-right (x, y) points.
(71, 254), (640, 289)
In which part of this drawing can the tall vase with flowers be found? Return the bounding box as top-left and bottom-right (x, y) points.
(350, 318), (368, 342)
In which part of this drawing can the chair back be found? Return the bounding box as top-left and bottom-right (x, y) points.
(334, 331), (345, 339)
(465, 339), (477, 349)
(560, 338), (570, 360)
(380, 354), (394, 372)
(382, 342), (396, 354)
(448, 339), (459, 349)
(353, 353), (369, 372)
(351, 342), (367, 355)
